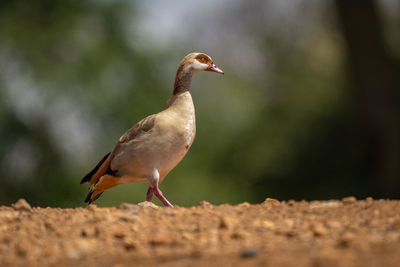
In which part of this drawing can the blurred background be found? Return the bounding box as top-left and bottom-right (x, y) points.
(0, 0), (399, 207)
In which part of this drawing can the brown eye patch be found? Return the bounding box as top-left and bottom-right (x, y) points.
(195, 54), (210, 64)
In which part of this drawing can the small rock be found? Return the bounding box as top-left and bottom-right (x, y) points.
(164, 210), (176, 216)
(0, 211), (19, 221)
(231, 230), (246, 239)
(123, 239), (136, 251)
(137, 201), (159, 209)
(76, 239), (91, 252)
(285, 230), (296, 238)
(2, 235), (11, 244)
(262, 220), (275, 230)
(119, 203), (139, 215)
(274, 228), (295, 237)
(15, 242), (30, 257)
(391, 219), (400, 230)
(12, 199), (32, 212)
(342, 196), (357, 204)
(386, 225), (397, 232)
(288, 200), (296, 206)
(182, 232), (194, 241)
(263, 198), (280, 206)
(190, 250), (203, 258)
(313, 223), (328, 236)
(81, 229), (88, 238)
(81, 227), (99, 238)
(113, 232), (125, 239)
(337, 232), (355, 247)
(86, 204), (97, 211)
(120, 215), (136, 222)
(42, 246), (56, 257)
(68, 250), (82, 260)
(284, 219), (294, 228)
(198, 201), (213, 208)
(240, 248), (259, 258)
(237, 202), (251, 208)
(219, 216), (237, 230)
(365, 197), (373, 203)
(119, 203), (136, 210)
(44, 222), (55, 231)
(310, 201), (341, 209)
(149, 233), (174, 246)
(326, 220), (341, 229)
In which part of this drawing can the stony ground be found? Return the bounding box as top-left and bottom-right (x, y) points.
(1, 197), (400, 267)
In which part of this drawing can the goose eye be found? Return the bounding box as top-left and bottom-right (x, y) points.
(197, 56), (207, 63)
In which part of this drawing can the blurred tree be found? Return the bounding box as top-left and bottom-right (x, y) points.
(190, 0), (400, 201)
(198, 1), (369, 202)
(0, 0), (169, 207)
(335, 0), (400, 198)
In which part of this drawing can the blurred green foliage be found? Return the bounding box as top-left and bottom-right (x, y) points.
(0, 0), (399, 207)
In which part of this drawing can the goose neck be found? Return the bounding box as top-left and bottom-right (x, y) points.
(173, 66), (193, 95)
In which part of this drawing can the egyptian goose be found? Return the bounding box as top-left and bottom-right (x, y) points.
(81, 52), (224, 207)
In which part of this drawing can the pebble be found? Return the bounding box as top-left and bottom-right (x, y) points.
(42, 246), (56, 257)
(12, 199), (32, 212)
(182, 232), (194, 241)
(76, 239), (91, 252)
(68, 250), (82, 260)
(120, 215), (136, 222)
(231, 230), (246, 239)
(137, 201), (159, 209)
(44, 221), (55, 231)
(86, 204), (97, 211)
(313, 223), (329, 236)
(149, 233), (175, 246)
(240, 248), (259, 258)
(81, 227), (100, 238)
(337, 232), (355, 247)
(310, 201), (341, 209)
(122, 239), (136, 251)
(119, 203), (140, 215)
(113, 232), (126, 239)
(198, 201), (213, 208)
(284, 219), (294, 228)
(219, 216), (237, 230)
(263, 198), (280, 206)
(391, 219), (400, 230)
(15, 242), (30, 257)
(262, 220), (275, 230)
(365, 197), (374, 203)
(326, 220), (342, 229)
(119, 203), (136, 210)
(342, 196), (357, 204)
(237, 202), (251, 208)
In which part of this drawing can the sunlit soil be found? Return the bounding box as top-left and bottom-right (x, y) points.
(1, 198), (400, 266)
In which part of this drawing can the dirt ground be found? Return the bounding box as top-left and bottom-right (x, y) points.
(1, 197), (400, 267)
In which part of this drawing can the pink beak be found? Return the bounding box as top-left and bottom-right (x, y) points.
(207, 62), (224, 74)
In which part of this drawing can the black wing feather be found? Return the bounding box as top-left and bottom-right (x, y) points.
(80, 152), (111, 184)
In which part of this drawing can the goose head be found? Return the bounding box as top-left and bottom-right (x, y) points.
(172, 52), (224, 96)
(180, 52), (224, 75)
